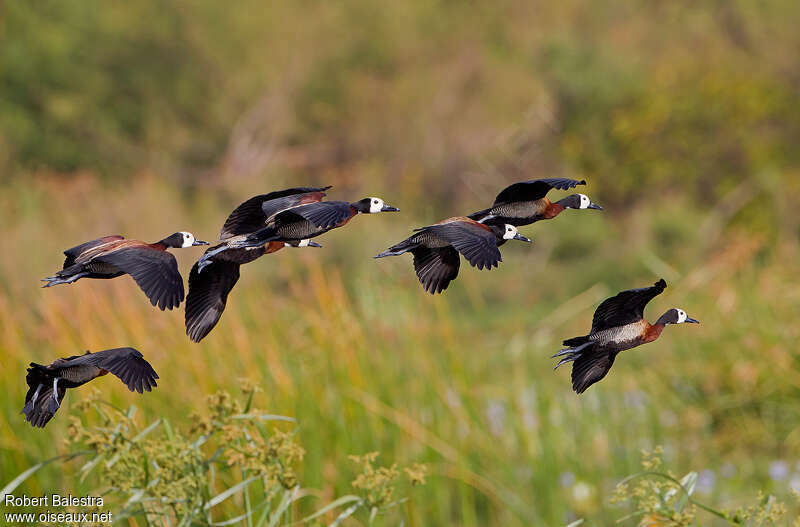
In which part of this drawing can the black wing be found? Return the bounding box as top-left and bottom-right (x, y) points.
(591, 279), (667, 333)
(411, 246), (461, 294)
(94, 247), (185, 310)
(281, 201), (353, 230)
(185, 260), (241, 343)
(22, 365), (66, 428)
(571, 351), (616, 394)
(63, 235), (125, 268)
(426, 223), (501, 270)
(82, 347), (159, 394)
(493, 178), (586, 205)
(219, 186), (331, 240)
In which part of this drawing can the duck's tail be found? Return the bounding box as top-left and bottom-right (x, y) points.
(374, 239), (419, 258)
(22, 364), (60, 428)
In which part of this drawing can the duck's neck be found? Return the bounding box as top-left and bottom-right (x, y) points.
(264, 241), (286, 254)
(543, 198), (565, 219)
(644, 322), (666, 343)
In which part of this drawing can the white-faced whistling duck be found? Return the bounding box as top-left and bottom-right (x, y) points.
(185, 186), (332, 341)
(468, 178), (602, 227)
(198, 196), (399, 266)
(374, 217), (531, 294)
(42, 232), (208, 310)
(22, 347), (158, 428)
(553, 279), (699, 394)
(185, 239), (321, 343)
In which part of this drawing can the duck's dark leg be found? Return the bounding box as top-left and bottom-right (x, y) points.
(21, 384), (42, 417)
(552, 342), (593, 369)
(41, 272), (90, 287)
(49, 378), (61, 412)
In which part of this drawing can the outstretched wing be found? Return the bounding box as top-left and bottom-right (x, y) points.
(280, 201), (353, 230)
(411, 246), (461, 294)
(81, 347), (159, 393)
(571, 351), (615, 394)
(493, 178), (586, 205)
(94, 247), (185, 310)
(426, 222), (501, 270)
(219, 186), (331, 240)
(63, 235), (125, 268)
(185, 260), (241, 343)
(591, 279), (667, 333)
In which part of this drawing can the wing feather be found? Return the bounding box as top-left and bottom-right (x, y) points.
(591, 279), (667, 333)
(493, 178), (586, 205)
(411, 246), (461, 294)
(185, 261), (241, 343)
(94, 247), (185, 310)
(426, 223), (501, 270)
(82, 348), (159, 393)
(219, 186), (330, 240)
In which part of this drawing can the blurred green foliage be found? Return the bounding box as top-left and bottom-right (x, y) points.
(2, 1), (799, 208)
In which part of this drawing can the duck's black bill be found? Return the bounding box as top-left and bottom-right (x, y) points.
(381, 205), (400, 212)
(588, 203), (603, 210)
(307, 241), (323, 248)
(686, 317), (700, 324)
(514, 233), (532, 243)
(193, 240), (210, 246)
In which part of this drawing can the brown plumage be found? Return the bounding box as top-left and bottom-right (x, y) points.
(553, 279), (699, 394)
(21, 348), (158, 428)
(42, 232), (208, 310)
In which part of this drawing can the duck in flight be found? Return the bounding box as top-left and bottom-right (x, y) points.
(42, 232), (208, 310)
(21, 347), (158, 428)
(198, 196), (399, 267)
(185, 187), (331, 342)
(469, 178), (602, 227)
(553, 278), (699, 394)
(374, 217), (531, 294)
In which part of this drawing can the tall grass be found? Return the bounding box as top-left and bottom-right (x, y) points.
(1, 175), (799, 525)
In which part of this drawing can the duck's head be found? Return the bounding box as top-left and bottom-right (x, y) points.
(657, 308), (700, 325)
(494, 224), (532, 243)
(353, 197), (400, 214)
(285, 239), (323, 248)
(161, 232), (209, 248)
(558, 193), (603, 211)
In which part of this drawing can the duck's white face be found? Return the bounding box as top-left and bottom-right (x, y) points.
(180, 232), (196, 248)
(578, 194), (591, 209)
(503, 224), (519, 240)
(369, 197), (386, 214)
(675, 308), (688, 324)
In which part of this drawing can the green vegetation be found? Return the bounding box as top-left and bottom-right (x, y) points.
(2, 385), (425, 526)
(1, 1), (799, 525)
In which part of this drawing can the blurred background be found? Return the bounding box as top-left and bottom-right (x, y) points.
(1, 0), (799, 524)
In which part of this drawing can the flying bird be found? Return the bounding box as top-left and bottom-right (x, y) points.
(554, 279), (699, 394)
(374, 217), (531, 294)
(469, 178), (602, 227)
(198, 196), (399, 267)
(21, 347), (159, 428)
(42, 232), (208, 310)
(186, 186), (331, 342)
